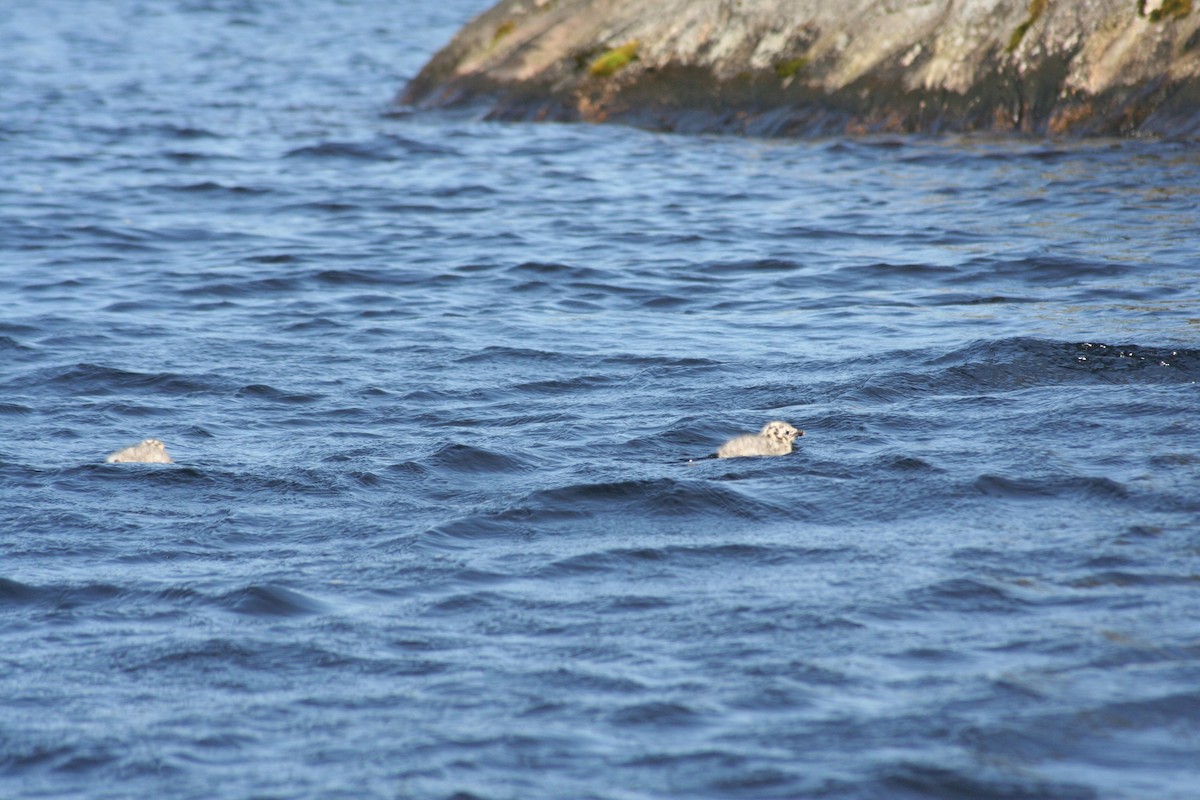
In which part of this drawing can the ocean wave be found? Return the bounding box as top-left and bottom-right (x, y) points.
(972, 473), (1129, 501)
(30, 363), (218, 395)
(424, 443), (534, 474)
(538, 542), (853, 578)
(524, 477), (791, 520)
(219, 584), (328, 617)
(284, 134), (457, 160)
(874, 762), (1096, 800)
(848, 338), (1200, 398)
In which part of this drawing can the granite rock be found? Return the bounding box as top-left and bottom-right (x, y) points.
(399, 0), (1200, 136)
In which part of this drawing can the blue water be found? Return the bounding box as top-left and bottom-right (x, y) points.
(3, 1), (1200, 798)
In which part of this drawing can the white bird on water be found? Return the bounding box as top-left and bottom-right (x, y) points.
(105, 438), (174, 464)
(714, 420), (804, 459)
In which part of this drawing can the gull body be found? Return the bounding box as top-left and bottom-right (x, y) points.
(716, 421), (803, 458)
(105, 438), (173, 464)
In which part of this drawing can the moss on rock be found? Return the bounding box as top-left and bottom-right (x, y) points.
(588, 40), (639, 77)
(492, 19), (516, 44)
(1149, 0), (1193, 22)
(774, 56), (809, 80)
(1007, 0), (1048, 53)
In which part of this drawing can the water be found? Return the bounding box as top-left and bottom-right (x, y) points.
(3, 1), (1200, 798)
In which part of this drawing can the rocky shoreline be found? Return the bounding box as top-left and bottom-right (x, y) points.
(399, 0), (1200, 137)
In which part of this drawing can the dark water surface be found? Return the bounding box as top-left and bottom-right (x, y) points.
(3, 2), (1200, 798)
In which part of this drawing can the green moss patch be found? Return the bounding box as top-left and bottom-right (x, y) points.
(1006, 0), (1048, 53)
(774, 56), (809, 80)
(1149, 0), (1193, 22)
(588, 40), (639, 77)
(492, 19), (516, 45)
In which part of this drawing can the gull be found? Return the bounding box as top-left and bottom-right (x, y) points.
(716, 421), (803, 458)
(105, 438), (174, 464)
